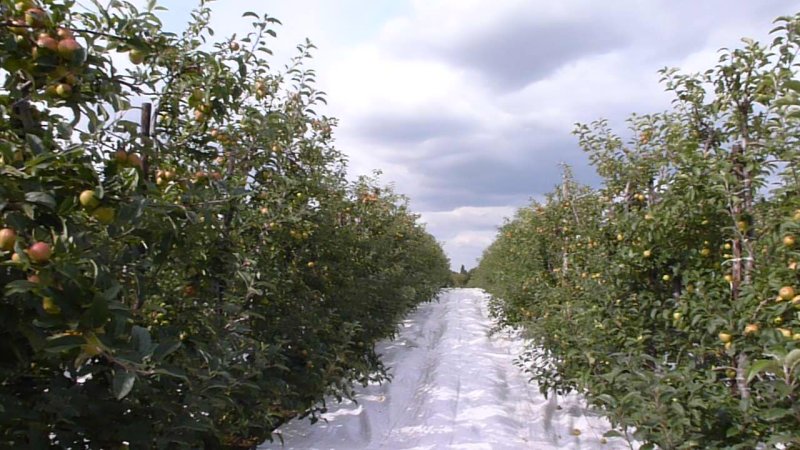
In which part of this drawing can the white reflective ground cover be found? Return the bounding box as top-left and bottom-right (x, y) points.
(261, 288), (635, 450)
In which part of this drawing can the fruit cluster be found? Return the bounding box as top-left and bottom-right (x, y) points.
(6, 1), (85, 101)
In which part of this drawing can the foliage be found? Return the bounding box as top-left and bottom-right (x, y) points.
(450, 265), (474, 287)
(0, 1), (450, 448)
(471, 13), (800, 449)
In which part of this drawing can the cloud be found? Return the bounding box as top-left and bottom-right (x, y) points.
(383, 1), (629, 91)
(353, 110), (478, 145)
(143, 0), (800, 270)
(419, 206), (516, 269)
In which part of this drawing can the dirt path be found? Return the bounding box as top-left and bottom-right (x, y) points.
(261, 288), (634, 449)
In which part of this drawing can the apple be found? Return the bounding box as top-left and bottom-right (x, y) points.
(79, 190), (100, 209)
(126, 153), (142, 168)
(307, 261), (316, 268)
(616, 234), (624, 241)
(723, 242), (732, 250)
(662, 274), (671, 282)
(63, 72), (78, 85)
(778, 328), (792, 338)
(57, 38), (81, 60)
(718, 332), (732, 343)
(28, 242), (52, 263)
(642, 249), (652, 258)
(744, 323), (759, 335)
(27, 273), (41, 284)
(114, 150), (128, 164)
(644, 213), (654, 221)
(736, 220), (748, 233)
(783, 235), (796, 247)
(0, 228), (17, 251)
(700, 248), (711, 257)
(779, 286), (795, 301)
(11, 253), (22, 263)
(42, 297), (61, 315)
(55, 83), (72, 98)
(56, 28), (73, 40)
(36, 34), (58, 52)
(672, 312), (682, 321)
(774, 317), (783, 325)
(229, 41), (240, 51)
(724, 274), (733, 283)
(792, 295), (800, 306)
(129, 49), (145, 65)
(91, 207), (115, 225)
(194, 109), (207, 122)
(24, 7), (48, 28)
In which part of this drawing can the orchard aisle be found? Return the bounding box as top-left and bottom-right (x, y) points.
(261, 288), (633, 450)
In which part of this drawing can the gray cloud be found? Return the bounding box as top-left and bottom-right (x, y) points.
(401, 134), (599, 211)
(439, 17), (626, 90)
(353, 111), (477, 144)
(173, 0), (800, 270)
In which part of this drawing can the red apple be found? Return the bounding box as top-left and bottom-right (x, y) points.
(36, 34), (58, 52)
(56, 28), (73, 40)
(24, 7), (48, 28)
(126, 153), (142, 168)
(57, 38), (81, 60)
(28, 242), (52, 263)
(114, 150), (128, 164)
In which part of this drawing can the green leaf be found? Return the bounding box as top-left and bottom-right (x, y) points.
(4, 280), (37, 296)
(113, 370), (136, 400)
(44, 335), (85, 353)
(784, 349), (800, 373)
(761, 408), (793, 421)
(152, 340), (182, 362)
(785, 79), (800, 93)
(24, 192), (56, 210)
(131, 326), (153, 356)
(747, 359), (782, 383)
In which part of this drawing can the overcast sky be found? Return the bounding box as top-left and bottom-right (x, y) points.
(151, 0), (798, 270)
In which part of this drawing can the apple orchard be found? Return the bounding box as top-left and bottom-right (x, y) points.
(471, 13), (800, 450)
(0, 1), (450, 448)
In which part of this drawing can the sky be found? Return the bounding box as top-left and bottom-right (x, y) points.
(147, 0), (798, 270)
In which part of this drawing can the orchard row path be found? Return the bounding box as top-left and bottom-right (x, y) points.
(261, 288), (634, 450)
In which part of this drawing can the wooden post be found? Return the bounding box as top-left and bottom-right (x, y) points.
(140, 102), (152, 179)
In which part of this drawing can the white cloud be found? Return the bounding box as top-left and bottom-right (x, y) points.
(137, 0), (799, 270)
